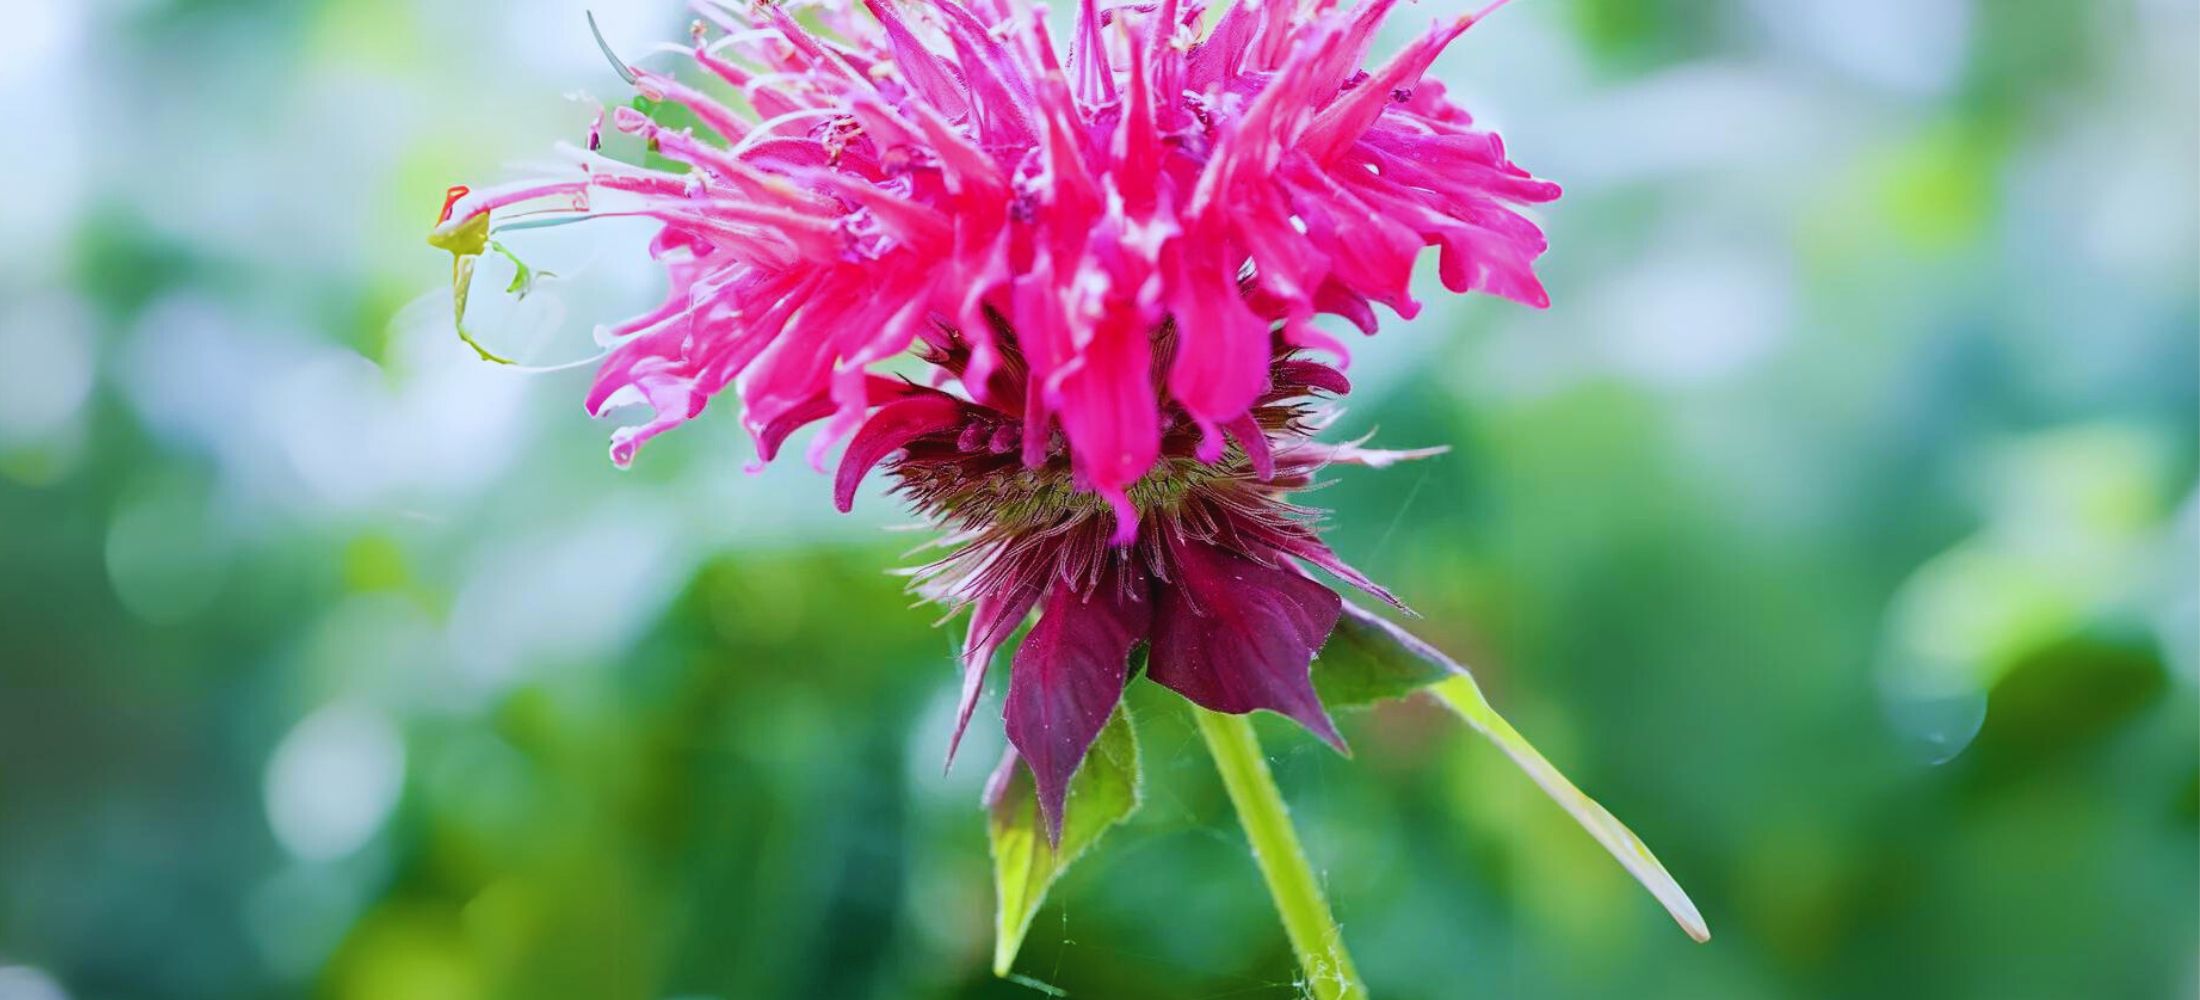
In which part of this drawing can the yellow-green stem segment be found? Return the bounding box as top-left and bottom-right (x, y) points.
(1193, 708), (1367, 1000)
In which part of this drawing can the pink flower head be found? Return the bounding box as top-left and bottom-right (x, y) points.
(436, 0), (1557, 839)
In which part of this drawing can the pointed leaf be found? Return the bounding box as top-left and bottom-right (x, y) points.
(988, 704), (1143, 977)
(1003, 581), (1150, 842)
(1310, 602), (1451, 709)
(1332, 602), (1711, 943)
(946, 582), (1041, 773)
(1147, 536), (1344, 749)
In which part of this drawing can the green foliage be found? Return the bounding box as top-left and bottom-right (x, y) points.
(986, 704), (1143, 978)
(1310, 605), (1454, 709)
(1, 2), (2193, 998)
(1316, 603), (1711, 942)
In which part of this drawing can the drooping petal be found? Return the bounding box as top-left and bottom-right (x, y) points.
(1147, 536), (1344, 748)
(833, 393), (968, 512)
(1051, 278), (1162, 519)
(751, 375), (924, 466)
(1163, 219), (1274, 447)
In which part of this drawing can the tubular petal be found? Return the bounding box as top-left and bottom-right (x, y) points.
(833, 393), (968, 512)
(449, 0), (1553, 502)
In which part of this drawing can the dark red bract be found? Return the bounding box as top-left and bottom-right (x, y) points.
(836, 327), (1418, 839)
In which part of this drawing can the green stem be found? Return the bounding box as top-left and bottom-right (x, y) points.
(1193, 708), (1366, 1000)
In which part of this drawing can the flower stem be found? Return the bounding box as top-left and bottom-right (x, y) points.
(1193, 708), (1366, 1000)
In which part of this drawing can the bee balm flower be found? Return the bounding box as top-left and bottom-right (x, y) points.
(435, 0), (1557, 838)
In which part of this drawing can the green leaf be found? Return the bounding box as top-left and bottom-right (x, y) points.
(987, 703), (1142, 977)
(491, 240), (555, 298)
(1333, 603), (1712, 943)
(1311, 606), (1454, 709)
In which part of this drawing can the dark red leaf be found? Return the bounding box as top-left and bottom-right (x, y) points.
(946, 582), (1042, 773)
(1148, 537), (1345, 749)
(1003, 577), (1152, 843)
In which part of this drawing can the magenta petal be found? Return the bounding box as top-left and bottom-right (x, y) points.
(1055, 304), (1163, 509)
(946, 583), (1042, 773)
(1148, 538), (1345, 749)
(1003, 579), (1152, 843)
(482, 3), (1557, 486)
(831, 393), (967, 512)
(753, 375), (923, 466)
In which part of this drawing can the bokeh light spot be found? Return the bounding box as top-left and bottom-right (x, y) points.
(264, 703), (407, 862)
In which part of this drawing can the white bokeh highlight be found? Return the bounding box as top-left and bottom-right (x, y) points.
(264, 703), (407, 862)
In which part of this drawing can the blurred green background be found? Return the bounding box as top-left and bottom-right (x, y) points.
(1, 0), (2194, 997)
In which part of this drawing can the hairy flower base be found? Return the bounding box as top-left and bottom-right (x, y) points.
(832, 340), (1423, 838)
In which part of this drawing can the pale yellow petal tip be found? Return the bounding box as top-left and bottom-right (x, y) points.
(1424, 674), (1711, 945)
(1633, 856), (1710, 942)
(1632, 852), (1709, 942)
(1674, 899), (1712, 944)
